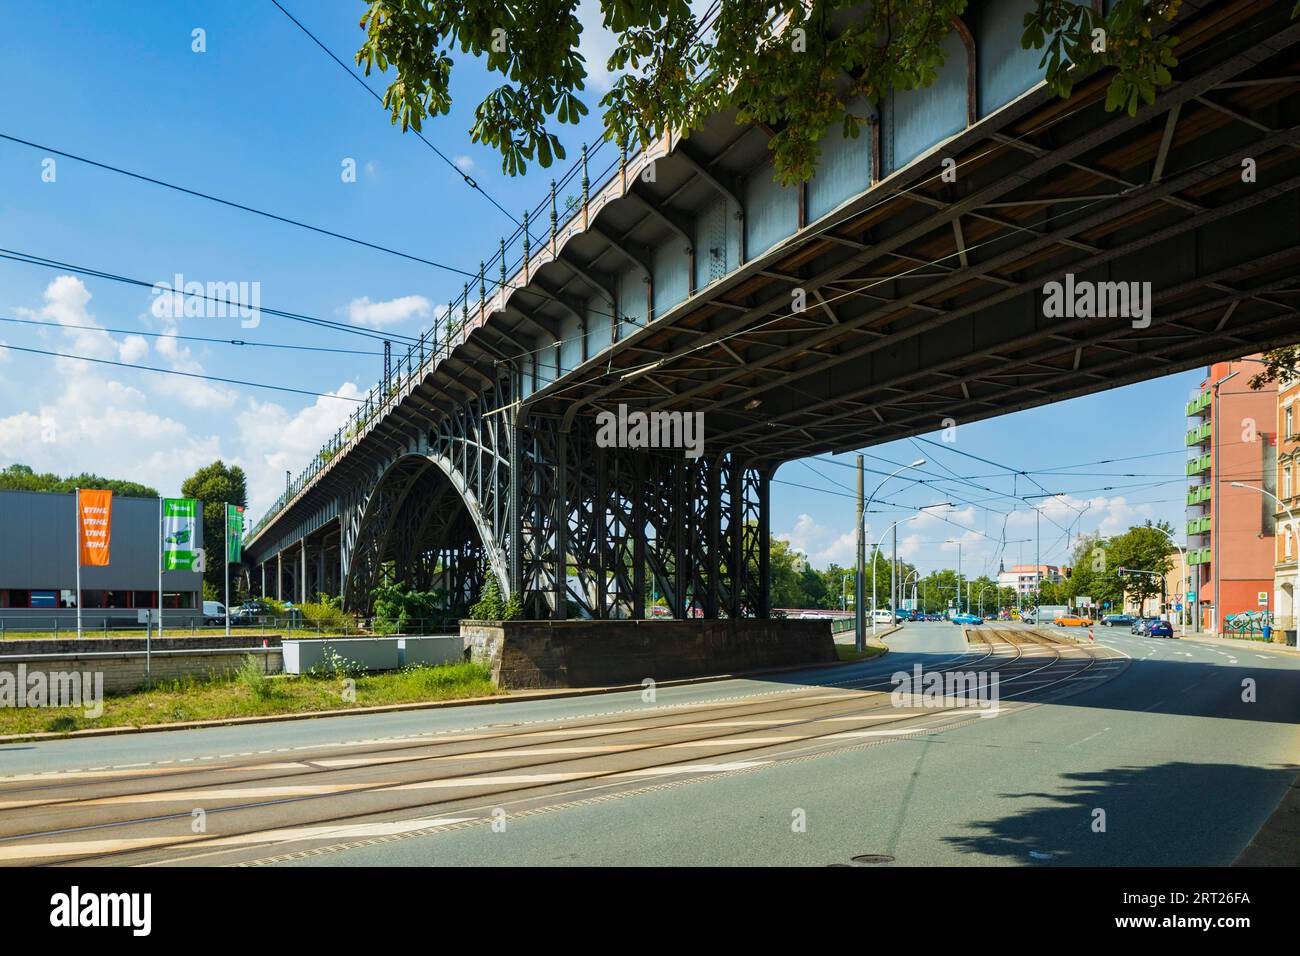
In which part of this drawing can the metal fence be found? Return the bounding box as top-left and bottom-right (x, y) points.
(0, 617), (460, 639)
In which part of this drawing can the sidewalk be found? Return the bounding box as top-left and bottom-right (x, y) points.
(1174, 632), (1300, 656)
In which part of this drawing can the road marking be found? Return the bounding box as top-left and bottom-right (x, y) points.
(615, 762), (770, 777)
(0, 817), (477, 863)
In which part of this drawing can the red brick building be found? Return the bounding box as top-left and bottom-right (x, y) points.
(1185, 357), (1277, 633)
(1274, 374), (1299, 631)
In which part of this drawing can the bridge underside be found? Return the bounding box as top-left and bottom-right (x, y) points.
(245, 0), (1300, 622)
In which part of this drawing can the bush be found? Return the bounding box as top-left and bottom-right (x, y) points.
(299, 593), (350, 630)
(468, 576), (522, 621)
(371, 582), (446, 634)
(236, 654), (278, 702)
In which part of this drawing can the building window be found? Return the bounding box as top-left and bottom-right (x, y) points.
(1287, 528), (1294, 561)
(1286, 465), (1294, 501)
(1287, 406), (1294, 438)
(29, 591), (57, 608)
(59, 590), (76, 608)
(133, 591), (157, 609)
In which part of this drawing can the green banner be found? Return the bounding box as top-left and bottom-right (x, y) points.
(162, 498), (199, 570)
(227, 504), (244, 563)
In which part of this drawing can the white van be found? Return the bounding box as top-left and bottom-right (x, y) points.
(872, 608), (896, 625)
(203, 600), (226, 625)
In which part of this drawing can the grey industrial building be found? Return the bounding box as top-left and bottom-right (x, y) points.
(0, 488), (204, 631)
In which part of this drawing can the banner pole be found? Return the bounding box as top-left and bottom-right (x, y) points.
(158, 497), (164, 642)
(224, 503), (231, 636)
(75, 488), (82, 640)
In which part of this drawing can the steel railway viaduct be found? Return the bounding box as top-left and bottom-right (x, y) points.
(243, 0), (1300, 623)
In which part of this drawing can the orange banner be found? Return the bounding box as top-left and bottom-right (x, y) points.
(77, 489), (113, 566)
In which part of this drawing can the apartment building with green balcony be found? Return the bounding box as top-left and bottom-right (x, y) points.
(1185, 358), (1278, 632)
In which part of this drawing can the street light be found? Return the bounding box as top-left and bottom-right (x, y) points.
(869, 501), (952, 637)
(854, 458), (927, 651)
(1151, 525), (1189, 636)
(1231, 481), (1298, 644)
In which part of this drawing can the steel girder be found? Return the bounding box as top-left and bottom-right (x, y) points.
(516, 409), (770, 619)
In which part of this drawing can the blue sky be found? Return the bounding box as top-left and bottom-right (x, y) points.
(0, 0), (1202, 578)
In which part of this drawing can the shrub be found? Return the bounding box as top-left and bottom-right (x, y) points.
(371, 582), (446, 633)
(299, 593), (350, 630)
(468, 576), (522, 621)
(237, 654), (278, 702)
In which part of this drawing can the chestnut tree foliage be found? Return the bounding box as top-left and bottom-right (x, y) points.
(355, 0), (1194, 186)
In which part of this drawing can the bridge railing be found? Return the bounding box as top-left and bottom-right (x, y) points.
(248, 10), (725, 546)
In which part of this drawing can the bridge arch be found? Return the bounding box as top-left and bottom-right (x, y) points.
(341, 451), (511, 616)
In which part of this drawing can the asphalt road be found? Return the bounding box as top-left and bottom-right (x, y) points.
(0, 621), (1295, 866)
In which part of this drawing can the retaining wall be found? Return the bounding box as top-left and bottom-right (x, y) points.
(461, 618), (837, 689)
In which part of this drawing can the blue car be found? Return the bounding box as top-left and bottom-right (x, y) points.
(951, 613), (984, 625)
(1147, 619), (1173, 638)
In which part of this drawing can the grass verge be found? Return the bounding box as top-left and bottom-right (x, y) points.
(836, 644), (889, 662)
(0, 658), (499, 737)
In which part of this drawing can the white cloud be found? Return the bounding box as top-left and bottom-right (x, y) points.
(775, 512), (856, 567)
(454, 155), (475, 172)
(346, 295), (432, 329)
(151, 327), (237, 409)
(234, 382), (364, 516)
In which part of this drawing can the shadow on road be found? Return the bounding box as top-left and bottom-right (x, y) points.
(939, 760), (1299, 866)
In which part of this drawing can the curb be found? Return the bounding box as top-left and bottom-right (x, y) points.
(0, 646), (888, 745)
(1234, 772), (1300, 866)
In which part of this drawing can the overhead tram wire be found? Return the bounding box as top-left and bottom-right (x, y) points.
(0, 247), (418, 346)
(0, 342), (366, 403)
(0, 131), (509, 289)
(268, 0), (521, 228)
(0, 314), (386, 356)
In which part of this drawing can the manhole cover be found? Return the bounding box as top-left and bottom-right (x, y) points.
(850, 854), (895, 865)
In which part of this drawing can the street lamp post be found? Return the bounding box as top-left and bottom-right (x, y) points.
(1152, 525), (1189, 636)
(854, 458), (926, 651)
(870, 502), (952, 637)
(1232, 481), (1298, 645)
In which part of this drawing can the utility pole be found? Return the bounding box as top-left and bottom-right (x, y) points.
(855, 456), (865, 652)
(1035, 508), (1041, 610)
(891, 523), (897, 619)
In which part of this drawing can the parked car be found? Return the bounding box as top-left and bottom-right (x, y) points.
(202, 600), (226, 626)
(951, 613), (983, 625)
(872, 608), (896, 626)
(1101, 614), (1135, 627)
(1053, 614), (1091, 627)
(1147, 619), (1174, 638)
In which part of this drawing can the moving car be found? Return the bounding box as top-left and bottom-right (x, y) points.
(1131, 617), (1157, 635)
(1147, 619), (1174, 638)
(1101, 614), (1135, 627)
(202, 600), (226, 626)
(951, 613), (983, 625)
(1053, 614), (1091, 627)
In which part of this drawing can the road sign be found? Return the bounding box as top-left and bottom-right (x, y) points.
(1258, 591), (1269, 606)
(1175, 603), (1183, 611)
(1186, 591), (1195, 602)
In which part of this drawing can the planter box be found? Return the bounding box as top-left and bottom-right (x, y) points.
(281, 637), (400, 675)
(399, 636), (463, 668)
